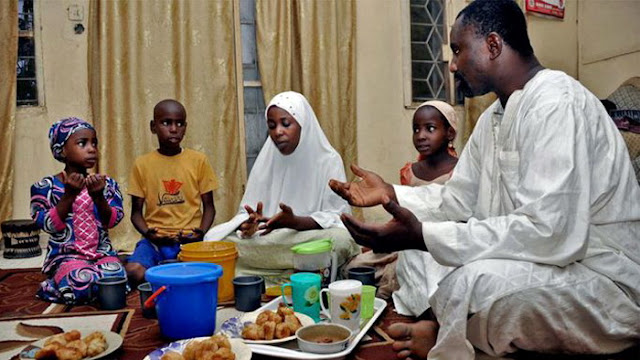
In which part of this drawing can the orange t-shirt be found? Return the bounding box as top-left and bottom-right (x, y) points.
(128, 148), (218, 236)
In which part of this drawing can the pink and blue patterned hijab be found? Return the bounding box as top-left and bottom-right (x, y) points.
(48, 117), (95, 163)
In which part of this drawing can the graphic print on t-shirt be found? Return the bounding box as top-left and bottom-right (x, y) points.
(158, 179), (185, 206)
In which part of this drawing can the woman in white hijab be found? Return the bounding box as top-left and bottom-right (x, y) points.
(205, 91), (359, 280)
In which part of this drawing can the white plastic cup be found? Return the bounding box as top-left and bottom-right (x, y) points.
(319, 279), (362, 332)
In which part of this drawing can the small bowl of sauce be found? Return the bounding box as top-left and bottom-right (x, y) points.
(296, 323), (352, 354)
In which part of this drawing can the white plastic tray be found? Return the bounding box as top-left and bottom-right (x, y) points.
(246, 296), (387, 359)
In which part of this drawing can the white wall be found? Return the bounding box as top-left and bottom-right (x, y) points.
(578, 0), (640, 98)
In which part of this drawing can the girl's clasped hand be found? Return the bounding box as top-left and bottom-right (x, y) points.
(61, 171), (106, 197)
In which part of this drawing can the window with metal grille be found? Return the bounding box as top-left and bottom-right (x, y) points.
(240, 0), (268, 174)
(17, 0), (38, 107)
(410, 0), (449, 103)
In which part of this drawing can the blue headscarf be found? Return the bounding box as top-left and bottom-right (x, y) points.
(48, 117), (95, 163)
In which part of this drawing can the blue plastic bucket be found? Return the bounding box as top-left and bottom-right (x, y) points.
(145, 262), (223, 339)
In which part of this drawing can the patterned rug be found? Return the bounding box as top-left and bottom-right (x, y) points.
(0, 268), (160, 360)
(0, 268), (637, 360)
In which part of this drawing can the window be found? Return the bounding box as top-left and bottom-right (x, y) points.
(403, 0), (462, 106)
(410, 0), (447, 102)
(239, 0), (268, 174)
(17, 0), (39, 106)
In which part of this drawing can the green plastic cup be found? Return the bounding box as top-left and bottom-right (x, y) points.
(361, 285), (376, 319)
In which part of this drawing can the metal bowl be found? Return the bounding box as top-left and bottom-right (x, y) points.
(296, 323), (351, 354)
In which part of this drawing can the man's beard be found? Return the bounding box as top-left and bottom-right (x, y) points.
(455, 73), (475, 98)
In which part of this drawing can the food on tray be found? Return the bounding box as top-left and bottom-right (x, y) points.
(312, 336), (338, 343)
(160, 351), (183, 360)
(241, 303), (302, 340)
(44, 330), (81, 347)
(34, 331), (107, 360)
(161, 334), (235, 360)
(84, 332), (107, 357)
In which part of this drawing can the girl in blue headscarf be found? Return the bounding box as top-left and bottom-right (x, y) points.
(30, 117), (126, 304)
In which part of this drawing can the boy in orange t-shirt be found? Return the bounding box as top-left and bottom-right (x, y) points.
(126, 99), (218, 284)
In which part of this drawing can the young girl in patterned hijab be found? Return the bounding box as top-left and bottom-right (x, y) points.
(31, 117), (126, 304)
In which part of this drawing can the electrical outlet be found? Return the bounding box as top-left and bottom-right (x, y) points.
(68, 4), (83, 21)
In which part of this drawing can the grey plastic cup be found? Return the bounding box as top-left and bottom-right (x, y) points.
(347, 266), (376, 286)
(137, 282), (157, 318)
(96, 276), (127, 310)
(233, 276), (264, 312)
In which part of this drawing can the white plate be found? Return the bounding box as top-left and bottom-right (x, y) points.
(143, 338), (250, 360)
(240, 311), (315, 344)
(19, 330), (123, 360)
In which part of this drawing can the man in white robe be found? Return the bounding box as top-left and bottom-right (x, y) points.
(329, 0), (640, 359)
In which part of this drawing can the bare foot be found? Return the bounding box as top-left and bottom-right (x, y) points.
(387, 320), (438, 359)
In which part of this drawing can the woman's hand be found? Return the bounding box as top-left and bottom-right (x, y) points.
(259, 203), (298, 235)
(329, 164), (397, 207)
(86, 174), (106, 199)
(239, 202), (266, 238)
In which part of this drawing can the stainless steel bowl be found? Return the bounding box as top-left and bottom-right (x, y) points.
(296, 323), (351, 354)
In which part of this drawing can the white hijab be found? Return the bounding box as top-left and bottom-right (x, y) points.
(205, 91), (350, 240)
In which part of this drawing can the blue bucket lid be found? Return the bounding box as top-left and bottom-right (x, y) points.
(145, 262), (223, 285)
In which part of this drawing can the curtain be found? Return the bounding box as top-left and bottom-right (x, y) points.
(255, 0), (358, 180)
(0, 1), (18, 223)
(89, 0), (242, 250)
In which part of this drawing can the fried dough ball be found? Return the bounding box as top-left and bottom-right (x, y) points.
(181, 340), (198, 360)
(82, 331), (105, 345)
(38, 330), (110, 360)
(255, 310), (281, 325)
(64, 330), (82, 343)
(35, 343), (61, 360)
(182, 338), (218, 360)
(85, 334), (107, 357)
(284, 314), (302, 330)
(242, 307), (304, 340)
(209, 334), (231, 349)
(65, 340), (87, 358)
(44, 333), (68, 347)
(241, 323), (264, 340)
(204, 347), (235, 360)
(275, 322), (292, 339)
(262, 321), (276, 340)
(54, 346), (83, 360)
(161, 351), (185, 360)
(277, 304), (295, 318)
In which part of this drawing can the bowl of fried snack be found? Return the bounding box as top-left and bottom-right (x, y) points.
(32, 330), (111, 360)
(240, 303), (309, 342)
(295, 323), (351, 354)
(159, 334), (242, 360)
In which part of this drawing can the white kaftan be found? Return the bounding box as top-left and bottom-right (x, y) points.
(395, 70), (640, 359)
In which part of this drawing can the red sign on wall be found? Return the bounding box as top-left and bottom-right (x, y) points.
(526, 0), (565, 19)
